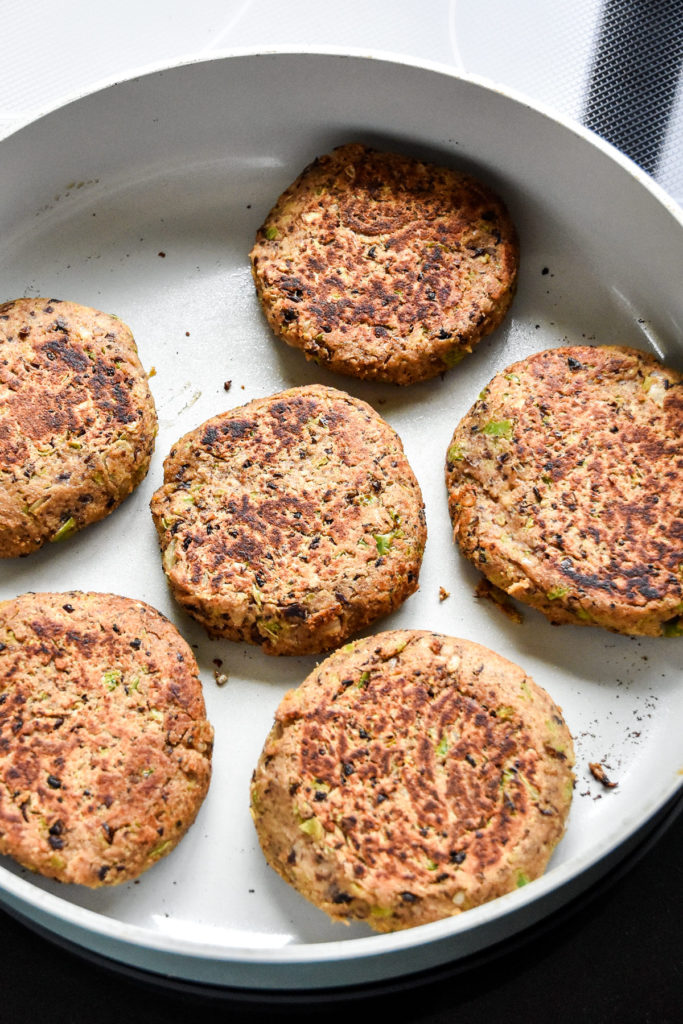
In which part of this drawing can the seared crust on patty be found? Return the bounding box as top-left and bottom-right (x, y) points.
(446, 345), (683, 636)
(0, 591), (213, 886)
(250, 144), (518, 385)
(150, 385), (426, 655)
(0, 298), (157, 557)
(251, 630), (574, 932)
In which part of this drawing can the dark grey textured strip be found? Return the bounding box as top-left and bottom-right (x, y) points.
(583, 0), (683, 175)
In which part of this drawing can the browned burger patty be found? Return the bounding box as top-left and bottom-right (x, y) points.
(445, 345), (683, 636)
(250, 143), (519, 385)
(0, 591), (213, 886)
(150, 384), (426, 655)
(0, 298), (157, 557)
(250, 630), (574, 932)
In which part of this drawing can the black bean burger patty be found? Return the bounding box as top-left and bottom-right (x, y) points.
(250, 143), (519, 386)
(0, 298), (157, 557)
(446, 345), (683, 637)
(250, 630), (574, 932)
(150, 384), (427, 655)
(0, 591), (213, 886)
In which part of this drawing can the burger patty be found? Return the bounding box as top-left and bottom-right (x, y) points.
(250, 630), (574, 932)
(0, 591), (213, 886)
(150, 384), (427, 655)
(0, 298), (157, 557)
(250, 143), (519, 385)
(445, 345), (683, 636)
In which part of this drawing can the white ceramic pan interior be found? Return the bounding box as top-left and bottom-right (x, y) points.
(0, 50), (681, 990)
